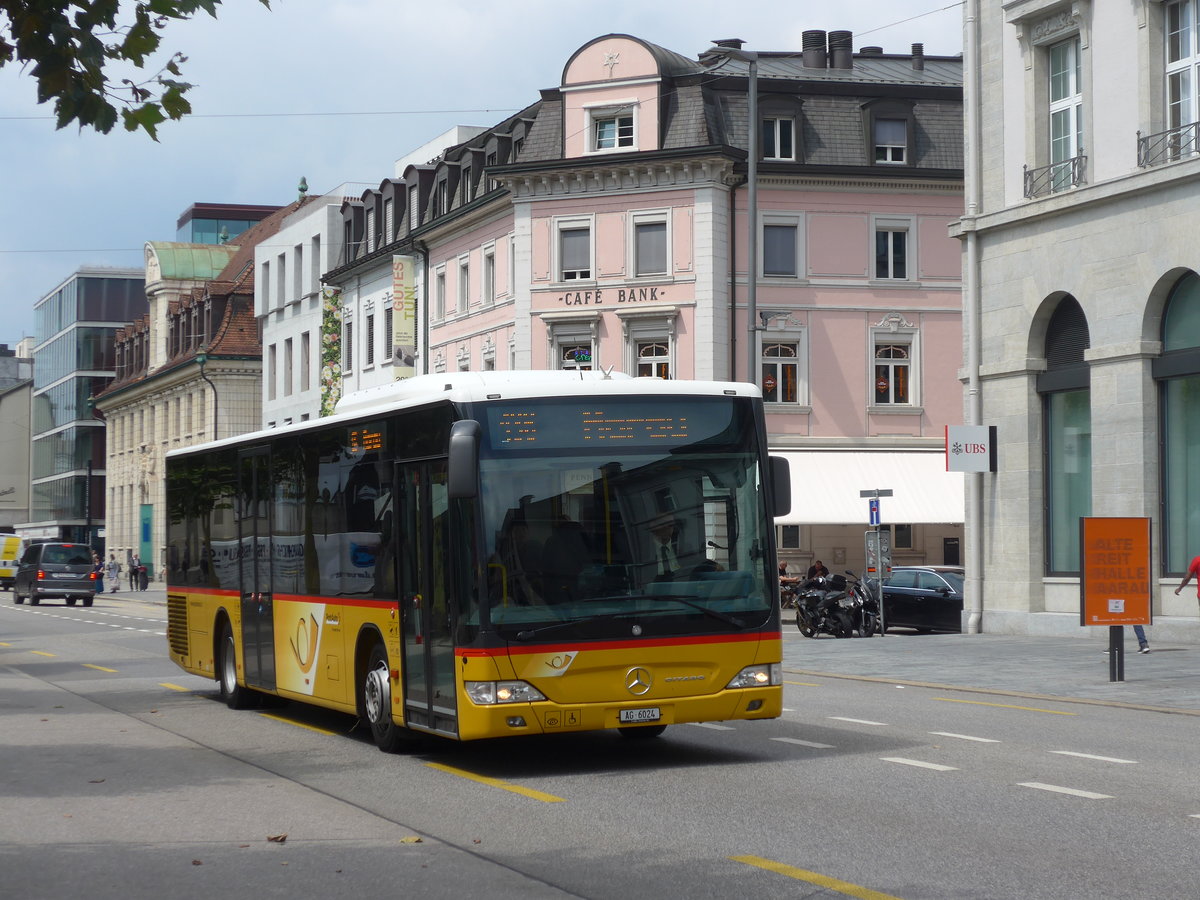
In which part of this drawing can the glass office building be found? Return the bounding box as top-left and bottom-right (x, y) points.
(24, 268), (146, 544)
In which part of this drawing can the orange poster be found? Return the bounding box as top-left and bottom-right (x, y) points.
(1079, 517), (1152, 626)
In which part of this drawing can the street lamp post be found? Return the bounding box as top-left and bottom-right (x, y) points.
(709, 40), (759, 384)
(195, 346), (218, 440)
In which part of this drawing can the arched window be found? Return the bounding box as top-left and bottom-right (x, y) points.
(1038, 296), (1091, 574)
(1155, 272), (1200, 572)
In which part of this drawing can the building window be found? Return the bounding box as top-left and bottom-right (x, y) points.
(481, 246), (496, 306)
(485, 152), (497, 191)
(1049, 36), (1083, 191)
(408, 185), (419, 230)
(762, 221), (799, 277)
(1157, 272), (1200, 572)
(383, 198), (393, 244)
(344, 320), (354, 374)
(875, 226), (908, 280)
(366, 208), (376, 252)
(634, 220), (667, 276)
(457, 256), (470, 313)
(293, 245), (304, 300)
(779, 525), (801, 549)
(591, 110), (635, 151)
(268, 343), (277, 401)
(300, 331), (311, 391)
(874, 118), (907, 163)
(558, 223), (592, 281)
(283, 337), (293, 396)
(761, 341), (802, 404)
(461, 166), (472, 203)
(1038, 296), (1091, 575)
(365, 312), (375, 367)
(383, 306), (394, 363)
(762, 117), (795, 160)
(892, 524), (913, 549)
(435, 267), (447, 320)
(873, 343), (911, 404)
(636, 341), (670, 378)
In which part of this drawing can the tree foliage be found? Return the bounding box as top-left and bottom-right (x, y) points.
(0, 1), (270, 139)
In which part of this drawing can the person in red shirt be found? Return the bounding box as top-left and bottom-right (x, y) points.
(1174, 555), (1200, 602)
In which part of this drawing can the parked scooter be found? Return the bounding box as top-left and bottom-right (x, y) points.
(794, 573), (854, 638)
(843, 570), (881, 637)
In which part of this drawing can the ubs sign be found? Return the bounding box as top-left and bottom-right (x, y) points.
(945, 425), (997, 473)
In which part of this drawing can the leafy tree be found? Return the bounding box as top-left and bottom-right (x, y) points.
(0, 1), (270, 139)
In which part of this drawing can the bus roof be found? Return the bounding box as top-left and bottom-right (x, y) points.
(167, 371), (762, 459)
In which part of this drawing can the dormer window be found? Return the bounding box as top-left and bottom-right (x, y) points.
(874, 118), (907, 163)
(863, 99), (915, 167)
(762, 117), (795, 160)
(587, 105), (637, 153)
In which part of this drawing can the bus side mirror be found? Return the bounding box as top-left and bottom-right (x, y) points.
(769, 455), (791, 518)
(448, 419), (481, 499)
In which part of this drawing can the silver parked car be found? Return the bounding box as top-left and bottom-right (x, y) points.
(13, 542), (97, 607)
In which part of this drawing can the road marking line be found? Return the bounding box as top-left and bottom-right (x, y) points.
(881, 757), (958, 772)
(1190, 814), (1200, 819)
(160, 683), (190, 692)
(258, 712), (337, 736)
(82, 664), (117, 673)
(425, 762), (565, 803)
(930, 731), (1000, 743)
(772, 737), (834, 749)
(1018, 782), (1113, 799)
(0, 641), (11, 646)
(730, 855), (904, 899)
(687, 722), (735, 730)
(934, 697), (1077, 715)
(829, 716), (887, 726)
(784, 680), (820, 686)
(1050, 750), (1136, 764)
(31, 650), (54, 657)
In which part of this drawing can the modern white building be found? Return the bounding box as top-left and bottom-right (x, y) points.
(955, 0), (1200, 640)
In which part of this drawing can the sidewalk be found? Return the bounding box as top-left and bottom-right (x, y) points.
(114, 588), (1200, 715)
(784, 630), (1200, 715)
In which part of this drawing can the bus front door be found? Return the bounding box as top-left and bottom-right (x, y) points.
(396, 460), (458, 737)
(237, 448), (276, 692)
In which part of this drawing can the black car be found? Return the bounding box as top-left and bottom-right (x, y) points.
(881, 566), (963, 633)
(13, 542), (97, 607)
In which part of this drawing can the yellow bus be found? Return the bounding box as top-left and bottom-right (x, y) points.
(165, 371), (790, 749)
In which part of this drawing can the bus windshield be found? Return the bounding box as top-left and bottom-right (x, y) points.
(467, 395), (773, 641)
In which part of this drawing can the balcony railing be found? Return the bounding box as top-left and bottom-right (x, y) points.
(1137, 122), (1200, 167)
(1023, 153), (1087, 199)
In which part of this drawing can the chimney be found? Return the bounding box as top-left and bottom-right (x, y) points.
(802, 30), (827, 68)
(712, 37), (745, 50)
(828, 30), (853, 69)
(860, 46), (884, 57)
(912, 42), (925, 71)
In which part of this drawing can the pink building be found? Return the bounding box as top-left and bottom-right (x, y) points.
(325, 31), (964, 573)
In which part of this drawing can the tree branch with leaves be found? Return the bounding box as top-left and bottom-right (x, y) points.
(0, 0), (270, 139)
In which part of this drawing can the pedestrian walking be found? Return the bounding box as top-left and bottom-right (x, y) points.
(138, 561), (149, 591)
(129, 554), (139, 591)
(1174, 552), (1200, 607)
(92, 552), (104, 594)
(105, 554), (120, 593)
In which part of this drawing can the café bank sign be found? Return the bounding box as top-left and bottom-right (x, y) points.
(557, 285), (667, 306)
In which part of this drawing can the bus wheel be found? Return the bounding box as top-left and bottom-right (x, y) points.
(618, 724), (667, 739)
(218, 624), (254, 710)
(66, 597), (77, 606)
(363, 645), (411, 753)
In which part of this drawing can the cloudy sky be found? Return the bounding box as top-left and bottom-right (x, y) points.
(0, 0), (964, 345)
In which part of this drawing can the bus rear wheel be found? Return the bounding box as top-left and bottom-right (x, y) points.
(363, 645), (413, 753)
(218, 624), (254, 710)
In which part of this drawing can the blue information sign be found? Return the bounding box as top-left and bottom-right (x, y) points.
(869, 498), (880, 526)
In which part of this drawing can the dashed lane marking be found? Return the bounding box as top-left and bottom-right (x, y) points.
(829, 716), (887, 726)
(687, 722), (736, 731)
(1049, 750), (1137, 764)
(730, 855), (906, 900)
(1018, 782), (1113, 800)
(259, 712), (338, 736)
(934, 697), (1078, 716)
(771, 737), (834, 749)
(82, 664), (117, 673)
(930, 731), (1001, 743)
(881, 757), (958, 772)
(425, 762), (565, 803)
(160, 683), (190, 692)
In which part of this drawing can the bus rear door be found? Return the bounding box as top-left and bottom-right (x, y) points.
(238, 448), (276, 692)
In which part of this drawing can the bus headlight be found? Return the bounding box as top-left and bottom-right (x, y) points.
(465, 680), (547, 705)
(725, 663), (781, 689)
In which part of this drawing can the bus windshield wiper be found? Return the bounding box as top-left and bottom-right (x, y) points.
(639, 595), (747, 629)
(513, 612), (633, 641)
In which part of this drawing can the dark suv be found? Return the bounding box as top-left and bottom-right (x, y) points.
(13, 542), (97, 607)
(881, 566), (964, 633)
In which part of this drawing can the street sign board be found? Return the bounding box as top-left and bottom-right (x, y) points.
(1080, 517), (1151, 627)
(868, 498), (880, 526)
(865, 530), (892, 578)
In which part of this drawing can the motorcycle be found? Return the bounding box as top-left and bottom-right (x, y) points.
(843, 570), (881, 637)
(794, 573), (854, 638)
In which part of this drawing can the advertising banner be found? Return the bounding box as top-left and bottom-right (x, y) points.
(392, 255), (417, 379)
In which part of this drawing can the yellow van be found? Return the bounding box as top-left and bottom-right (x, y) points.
(0, 535), (26, 590)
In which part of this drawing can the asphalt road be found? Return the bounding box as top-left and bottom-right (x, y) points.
(3, 593), (1198, 900)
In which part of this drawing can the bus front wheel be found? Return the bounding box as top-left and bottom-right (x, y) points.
(218, 624), (254, 710)
(363, 645), (411, 753)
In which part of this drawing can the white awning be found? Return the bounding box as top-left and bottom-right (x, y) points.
(773, 450), (964, 525)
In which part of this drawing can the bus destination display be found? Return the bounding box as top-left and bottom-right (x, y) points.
(493, 407), (690, 447)
(348, 425), (384, 453)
